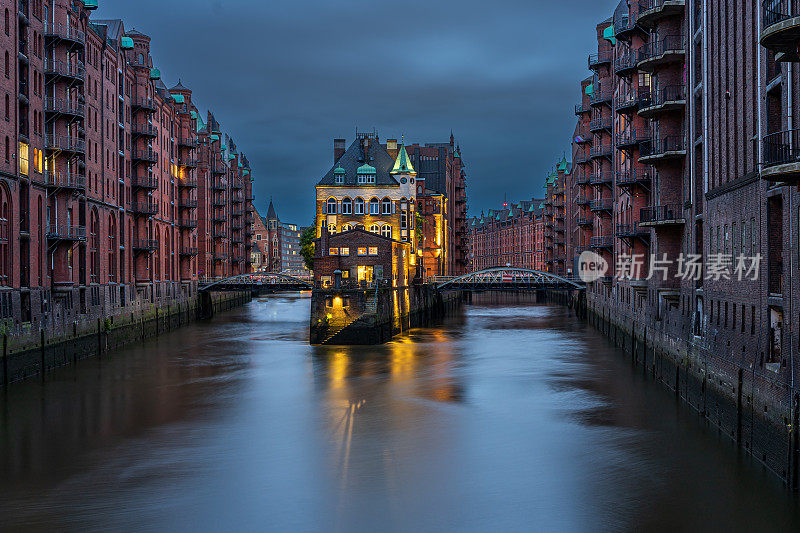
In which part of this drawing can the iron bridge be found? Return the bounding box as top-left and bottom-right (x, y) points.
(431, 267), (585, 291)
(199, 271), (314, 292)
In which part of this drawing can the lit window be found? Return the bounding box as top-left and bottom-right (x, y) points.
(340, 247), (350, 256)
(328, 248), (339, 256)
(370, 224), (380, 234)
(381, 225), (392, 238)
(368, 247), (378, 256)
(357, 247), (367, 256)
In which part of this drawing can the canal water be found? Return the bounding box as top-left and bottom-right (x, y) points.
(1, 293), (799, 531)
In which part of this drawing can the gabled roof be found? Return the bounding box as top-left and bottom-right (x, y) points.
(318, 138), (399, 187)
(171, 79), (188, 91)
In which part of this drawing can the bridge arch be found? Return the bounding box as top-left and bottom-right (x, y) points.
(435, 267), (584, 291)
(199, 271), (314, 292)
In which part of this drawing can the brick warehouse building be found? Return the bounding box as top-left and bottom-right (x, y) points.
(0, 1), (253, 332)
(468, 197), (545, 272)
(250, 200), (308, 276)
(545, 0), (800, 482)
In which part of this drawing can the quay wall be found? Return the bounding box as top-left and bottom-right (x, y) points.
(585, 295), (798, 489)
(310, 285), (461, 345)
(0, 291), (251, 386)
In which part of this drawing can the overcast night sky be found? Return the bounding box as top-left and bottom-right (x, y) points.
(96, 0), (618, 225)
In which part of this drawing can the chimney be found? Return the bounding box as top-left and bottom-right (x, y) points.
(387, 138), (398, 159)
(333, 139), (346, 164)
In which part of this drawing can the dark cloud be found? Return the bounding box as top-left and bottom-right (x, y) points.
(96, 0), (618, 224)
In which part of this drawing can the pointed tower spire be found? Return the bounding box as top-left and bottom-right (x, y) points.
(266, 199), (277, 221)
(391, 143), (417, 175)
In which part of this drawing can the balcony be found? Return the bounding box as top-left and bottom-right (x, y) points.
(231, 207), (244, 216)
(576, 196), (591, 205)
(212, 213), (227, 222)
(131, 201), (158, 216)
(178, 137), (196, 148)
(179, 219), (198, 228)
(575, 103), (591, 115)
(131, 123), (158, 137)
(213, 231), (227, 239)
(47, 225), (86, 241)
(637, 85), (686, 118)
(589, 88), (613, 106)
(180, 247), (198, 256)
(575, 173), (591, 185)
(588, 50), (613, 69)
(212, 163), (226, 175)
(131, 97), (156, 112)
(45, 134), (85, 154)
(637, 0), (685, 28)
(762, 129), (800, 183)
(575, 128), (591, 144)
(213, 253), (229, 262)
(589, 117), (612, 132)
(44, 59), (85, 81)
(44, 22), (86, 46)
(616, 128), (652, 149)
(590, 236), (615, 249)
(590, 199), (614, 212)
(614, 14), (643, 40)
(637, 34), (685, 71)
(44, 171), (86, 190)
(639, 135), (686, 162)
(211, 179), (227, 190)
(132, 148), (158, 164)
(616, 223), (649, 238)
(212, 197), (227, 207)
(614, 53), (637, 75)
(574, 151), (590, 164)
(133, 239), (158, 252)
(614, 91), (638, 113)
(640, 204), (685, 227)
(617, 168), (652, 188)
(577, 217), (593, 226)
(590, 144), (613, 159)
(231, 179), (243, 190)
(132, 175), (158, 189)
(590, 171), (614, 186)
(44, 97), (84, 118)
(762, 0), (800, 59)
(178, 157), (198, 168)
(178, 178), (198, 188)
(178, 198), (198, 209)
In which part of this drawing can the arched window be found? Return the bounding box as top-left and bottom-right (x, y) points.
(341, 197), (352, 215)
(369, 224), (381, 234)
(354, 197), (365, 215)
(369, 197), (379, 215)
(341, 224), (352, 232)
(381, 225), (392, 239)
(0, 186), (8, 285)
(164, 229), (170, 281)
(326, 197), (337, 214)
(108, 214), (116, 283)
(138, 53), (144, 65)
(381, 197), (392, 214)
(89, 209), (99, 282)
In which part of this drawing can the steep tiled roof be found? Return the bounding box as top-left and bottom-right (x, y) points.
(318, 139), (399, 187)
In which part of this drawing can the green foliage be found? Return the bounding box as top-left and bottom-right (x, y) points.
(300, 224), (316, 270)
(103, 318), (113, 332)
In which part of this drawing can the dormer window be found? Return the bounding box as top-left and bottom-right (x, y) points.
(334, 165), (345, 184)
(357, 163), (376, 184)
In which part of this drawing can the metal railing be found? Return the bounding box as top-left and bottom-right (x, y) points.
(590, 144), (613, 158)
(178, 157), (197, 167)
(44, 97), (84, 116)
(763, 129), (800, 167)
(763, 0), (800, 27)
(179, 219), (198, 228)
(44, 171), (85, 189)
(44, 59), (85, 79)
(131, 123), (157, 136)
(614, 53), (636, 73)
(178, 198), (198, 209)
(132, 148), (158, 163)
(617, 168), (652, 185)
(589, 88), (613, 105)
(132, 175), (158, 189)
(178, 178), (198, 187)
(589, 50), (613, 68)
(44, 22), (86, 44)
(590, 118), (612, 131)
(45, 134), (85, 153)
(577, 217), (593, 226)
(590, 171), (614, 184)
(575, 103), (591, 114)
(639, 135), (686, 158)
(616, 128), (652, 147)
(47, 225), (86, 240)
(180, 247), (198, 255)
(638, 0), (686, 18)
(576, 196), (591, 205)
(591, 236), (615, 248)
(637, 34), (685, 64)
(131, 97), (156, 111)
(637, 84), (686, 111)
(615, 91), (638, 111)
(133, 239), (159, 251)
(616, 223), (648, 236)
(131, 201), (158, 215)
(640, 204), (682, 223)
(590, 199), (614, 211)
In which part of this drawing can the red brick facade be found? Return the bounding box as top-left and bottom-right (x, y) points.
(0, 1), (253, 333)
(469, 198), (545, 271)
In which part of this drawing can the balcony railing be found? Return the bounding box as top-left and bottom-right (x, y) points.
(589, 88), (613, 106)
(574, 151), (590, 164)
(590, 144), (613, 158)
(588, 50), (613, 69)
(178, 178), (198, 188)
(47, 225), (86, 241)
(131, 123), (158, 137)
(639, 135), (686, 160)
(640, 204), (683, 224)
(213, 231), (228, 239)
(231, 179), (243, 190)
(44, 171), (86, 190)
(762, 129), (800, 182)
(615, 91), (638, 112)
(178, 137), (196, 147)
(617, 168), (652, 186)
(133, 239), (158, 251)
(44, 97), (84, 116)
(616, 223), (648, 237)
(577, 217), (593, 226)
(180, 247), (198, 256)
(179, 218), (198, 228)
(637, 0), (686, 27)
(590, 236), (615, 248)
(132, 148), (158, 163)
(575, 173), (591, 185)
(211, 179), (227, 190)
(131, 97), (156, 111)
(590, 171), (614, 185)
(178, 198), (198, 209)
(131, 175), (157, 189)
(575, 103), (591, 115)
(178, 157), (198, 168)
(44, 22), (86, 45)
(637, 84), (686, 116)
(637, 35), (685, 69)
(614, 53), (637, 74)
(131, 201), (158, 216)
(44, 59), (85, 80)
(45, 134), (85, 153)
(590, 199), (614, 212)
(589, 117), (612, 131)
(576, 196), (591, 205)
(616, 128), (652, 148)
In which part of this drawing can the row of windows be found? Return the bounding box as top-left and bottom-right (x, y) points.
(328, 247), (379, 256)
(326, 196), (414, 215)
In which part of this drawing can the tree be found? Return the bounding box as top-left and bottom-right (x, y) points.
(300, 224), (316, 270)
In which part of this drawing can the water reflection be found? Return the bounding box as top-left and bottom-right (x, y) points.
(0, 294), (798, 531)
